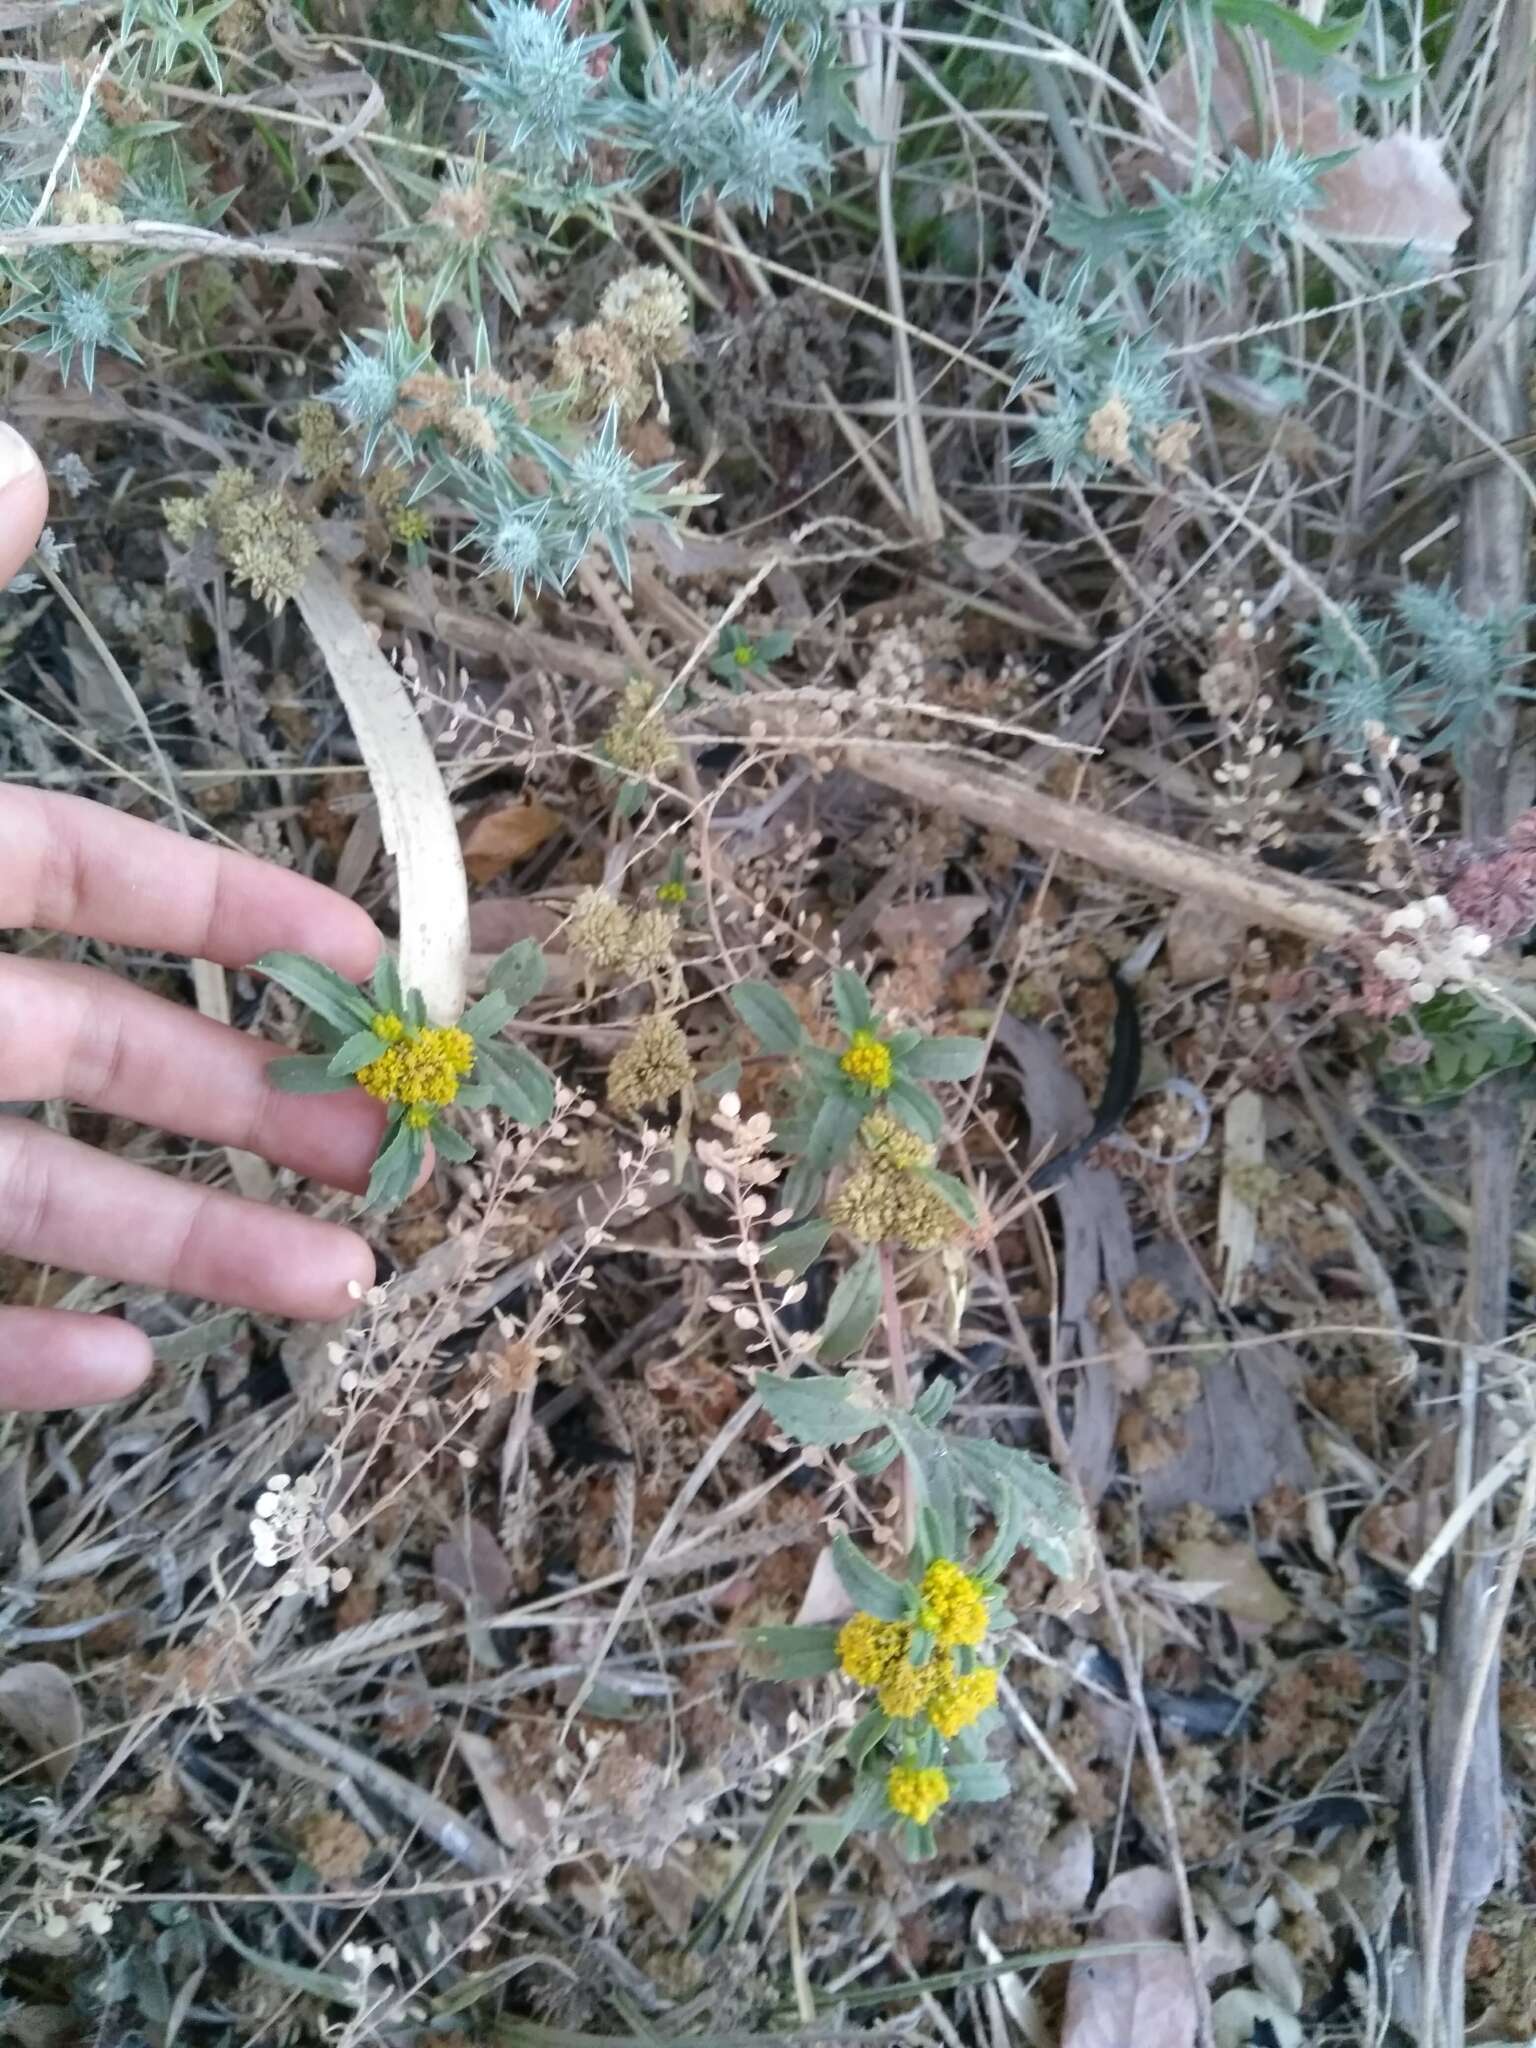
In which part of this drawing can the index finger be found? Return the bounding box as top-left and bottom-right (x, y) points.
(0, 787), (381, 979)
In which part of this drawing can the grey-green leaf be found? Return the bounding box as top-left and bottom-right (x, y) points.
(370, 954), (402, 1017)
(364, 1117), (426, 1212)
(267, 1053), (354, 1095)
(765, 1218), (832, 1280)
(756, 1369), (886, 1447)
(729, 980), (805, 1055)
(461, 988), (514, 1041)
(746, 1624), (842, 1679)
(886, 1077), (943, 1143)
(478, 1038), (556, 1125)
(818, 1245), (883, 1363)
(430, 1122), (476, 1164)
(831, 1532), (909, 1621)
(487, 938), (548, 1013)
(919, 1168), (977, 1224)
(327, 1030), (386, 1078)
(830, 967), (872, 1036)
(901, 1035), (985, 1081)
(253, 951), (377, 1036)
(806, 1088), (863, 1172)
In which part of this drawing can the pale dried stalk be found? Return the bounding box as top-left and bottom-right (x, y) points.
(296, 565), (469, 1024)
(1419, 8), (1536, 2038)
(832, 738), (1360, 945)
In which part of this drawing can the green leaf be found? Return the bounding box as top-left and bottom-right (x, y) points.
(267, 1053), (354, 1095)
(801, 1774), (888, 1856)
(847, 1704), (890, 1767)
(831, 1532), (908, 1620)
(886, 1028), (922, 1056)
(746, 1624), (842, 1678)
(765, 1218), (832, 1280)
(253, 951), (377, 1036)
(806, 1089), (864, 1172)
(945, 1760), (1009, 1804)
(364, 1116), (427, 1212)
(430, 1122), (477, 1164)
(831, 968), (873, 1036)
(616, 777), (646, 818)
(846, 1436), (901, 1478)
(946, 1437), (1082, 1580)
(1214, 0), (1365, 71)
(818, 1245), (883, 1364)
(729, 980), (805, 1054)
(461, 987), (514, 1041)
(782, 1156), (825, 1220)
(886, 1078), (943, 1143)
(918, 1168), (977, 1225)
(474, 1038), (556, 1125)
(756, 1369), (887, 1447)
(370, 954), (403, 1017)
(698, 1058), (742, 1099)
(487, 938), (548, 1013)
(901, 1035), (985, 1082)
(327, 1030), (386, 1078)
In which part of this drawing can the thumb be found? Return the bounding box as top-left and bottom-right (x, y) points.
(0, 424), (49, 588)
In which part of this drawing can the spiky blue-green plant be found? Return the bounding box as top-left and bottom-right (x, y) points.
(999, 264), (1118, 397)
(449, 0), (620, 171)
(1394, 583), (1534, 763)
(122, 0), (236, 90)
(470, 494), (577, 610)
(632, 46), (826, 222)
(6, 270), (145, 389)
(541, 404), (683, 587)
(1297, 605), (1407, 754)
(753, 0), (835, 59)
(329, 324), (429, 469)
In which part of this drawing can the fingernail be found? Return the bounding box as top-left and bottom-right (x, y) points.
(0, 422), (41, 492)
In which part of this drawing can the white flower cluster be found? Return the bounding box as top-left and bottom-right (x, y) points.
(1373, 894), (1491, 1004)
(250, 1472), (351, 1602)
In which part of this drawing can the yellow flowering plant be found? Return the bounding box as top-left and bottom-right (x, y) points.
(256, 939), (556, 1210)
(728, 966), (983, 1218)
(749, 1376), (1083, 1858)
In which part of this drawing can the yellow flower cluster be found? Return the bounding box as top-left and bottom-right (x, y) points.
(928, 1661), (999, 1739)
(835, 1612), (906, 1688)
(356, 1016), (476, 1127)
(918, 1558), (990, 1648)
(886, 1765), (949, 1826)
(839, 1028), (894, 1091)
(836, 1598), (996, 1736)
(826, 1113), (966, 1253)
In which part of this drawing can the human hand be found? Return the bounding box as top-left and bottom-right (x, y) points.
(0, 425), (390, 1410)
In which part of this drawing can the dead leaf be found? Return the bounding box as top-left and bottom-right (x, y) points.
(1138, 26), (1468, 257)
(1166, 899), (1246, 985)
(455, 1728), (546, 1850)
(432, 1523), (514, 1615)
(1062, 1867), (1197, 2048)
(1169, 1539), (1292, 1629)
(1099, 1303), (1153, 1395)
(794, 1544), (857, 1628)
(1033, 1817), (1095, 1916)
(874, 894), (990, 955)
(461, 796), (562, 884)
(1138, 1347), (1314, 1518)
(1315, 134), (1470, 255)
(0, 1663), (82, 1786)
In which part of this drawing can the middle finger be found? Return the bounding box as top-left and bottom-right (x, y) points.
(0, 955), (389, 1191)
